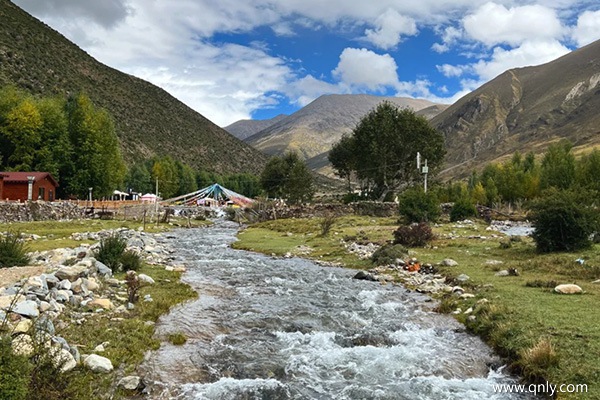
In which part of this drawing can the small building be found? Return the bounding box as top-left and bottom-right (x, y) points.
(0, 172), (59, 201)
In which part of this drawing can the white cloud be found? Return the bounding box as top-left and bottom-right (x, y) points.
(332, 48), (400, 91)
(463, 2), (565, 46)
(364, 9), (417, 49)
(437, 64), (469, 78)
(471, 39), (570, 80)
(572, 10), (600, 46)
(432, 26), (463, 53)
(14, 0), (130, 28)
(285, 75), (345, 107)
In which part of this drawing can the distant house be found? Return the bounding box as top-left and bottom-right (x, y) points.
(0, 172), (59, 201)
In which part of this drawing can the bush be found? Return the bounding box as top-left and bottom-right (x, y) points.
(530, 188), (599, 252)
(120, 250), (142, 272)
(393, 223), (435, 247)
(371, 244), (408, 266)
(0, 232), (30, 269)
(449, 197), (477, 222)
(95, 234), (127, 273)
(319, 214), (337, 237)
(397, 187), (440, 223)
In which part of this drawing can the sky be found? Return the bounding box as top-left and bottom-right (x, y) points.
(12, 0), (600, 127)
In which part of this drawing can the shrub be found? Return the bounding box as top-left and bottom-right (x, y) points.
(95, 233), (127, 273)
(397, 186), (440, 223)
(519, 339), (559, 383)
(121, 250), (142, 272)
(530, 188), (599, 252)
(167, 332), (187, 345)
(371, 244), (408, 266)
(319, 214), (338, 237)
(393, 223), (435, 247)
(449, 197), (477, 222)
(0, 232), (30, 269)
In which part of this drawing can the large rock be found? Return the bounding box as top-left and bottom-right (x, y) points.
(88, 298), (115, 310)
(13, 300), (39, 318)
(84, 354), (113, 373)
(12, 334), (34, 356)
(554, 284), (583, 294)
(118, 376), (144, 391)
(54, 348), (77, 372)
(55, 265), (88, 281)
(95, 261), (112, 277)
(441, 259), (458, 267)
(138, 274), (155, 286)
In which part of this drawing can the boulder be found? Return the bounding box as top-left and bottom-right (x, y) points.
(352, 271), (378, 281)
(95, 261), (112, 277)
(118, 376), (144, 391)
(55, 265), (87, 281)
(12, 334), (34, 356)
(84, 354), (114, 373)
(54, 348), (77, 373)
(88, 298), (115, 310)
(86, 278), (100, 292)
(441, 259), (458, 267)
(554, 284), (583, 294)
(456, 274), (470, 283)
(14, 319), (32, 334)
(138, 274), (155, 286)
(13, 300), (39, 318)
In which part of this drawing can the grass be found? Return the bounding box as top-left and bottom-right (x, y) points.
(235, 215), (600, 399)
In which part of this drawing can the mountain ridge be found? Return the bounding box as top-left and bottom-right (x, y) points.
(0, 0), (267, 174)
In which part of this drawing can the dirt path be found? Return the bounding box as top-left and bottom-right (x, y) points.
(0, 266), (47, 288)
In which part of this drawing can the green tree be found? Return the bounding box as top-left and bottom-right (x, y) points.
(530, 188), (599, 252)
(65, 93), (125, 198)
(397, 186), (440, 223)
(540, 140), (575, 190)
(151, 156), (178, 199)
(3, 98), (42, 171)
(328, 134), (356, 193)
(35, 97), (72, 184)
(125, 162), (153, 194)
(176, 161), (197, 196)
(330, 101), (445, 200)
(260, 152), (314, 204)
(576, 149), (600, 192)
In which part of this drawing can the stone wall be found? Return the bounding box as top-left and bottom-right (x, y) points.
(0, 201), (87, 222)
(251, 202), (399, 221)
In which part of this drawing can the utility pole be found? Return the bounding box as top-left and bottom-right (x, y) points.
(416, 152), (428, 193)
(155, 177), (159, 226)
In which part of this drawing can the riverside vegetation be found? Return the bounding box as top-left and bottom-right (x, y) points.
(233, 214), (600, 399)
(0, 218), (205, 399)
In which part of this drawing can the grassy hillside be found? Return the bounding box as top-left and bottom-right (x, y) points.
(0, 0), (267, 175)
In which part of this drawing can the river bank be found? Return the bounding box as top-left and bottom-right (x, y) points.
(233, 215), (599, 399)
(0, 219), (202, 399)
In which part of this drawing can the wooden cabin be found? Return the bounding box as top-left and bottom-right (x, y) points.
(0, 172), (59, 201)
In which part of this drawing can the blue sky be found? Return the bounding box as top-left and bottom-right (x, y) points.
(12, 0), (600, 126)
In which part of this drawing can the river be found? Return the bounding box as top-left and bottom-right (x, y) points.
(141, 221), (529, 399)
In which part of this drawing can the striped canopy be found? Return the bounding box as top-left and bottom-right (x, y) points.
(161, 183), (254, 207)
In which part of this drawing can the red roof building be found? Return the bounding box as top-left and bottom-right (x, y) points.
(0, 172), (59, 201)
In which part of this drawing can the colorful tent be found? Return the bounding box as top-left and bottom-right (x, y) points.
(161, 183), (254, 207)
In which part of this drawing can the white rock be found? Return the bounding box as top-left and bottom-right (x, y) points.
(86, 278), (100, 292)
(54, 348), (77, 372)
(58, 279), (72, 290)
(39, 301), (51, 313)
(138, 274), (155, 286)
(12, 334), (34, 356)
(118, 376), (143, 391)
(55, 265), (87, 281)
(83, 354), (113, 373)
(441, 259), (458, 267)
(456, 274), (470, 282)
(13, 300), (39, 318)
(554, 284), (583, 294)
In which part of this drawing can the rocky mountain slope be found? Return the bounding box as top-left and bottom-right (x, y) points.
(433, 39), (600, 177)
(0, 0), (266, 174)
(245, 94), (447, 165)
(224, 114), (288, 140)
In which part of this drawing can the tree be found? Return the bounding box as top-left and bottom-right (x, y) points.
(328, 134), (356, 192)
(65, 93), (125, 198)
(329, 101), (445, 200)
(150, 156), (178, 199)
(540, 140), (575, 190)
(125, 162), (153, 194)
(260, 152), (314, 204)
(397, 186), (440, 223)
(530, 188), (599, 252)
(3, 98), (42, 171)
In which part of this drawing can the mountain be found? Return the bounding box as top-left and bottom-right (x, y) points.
(224, 114), (288, 140)
(433, 39), (600, 177)
(245, 94), (447, 169)
(0, 0), (266, 174)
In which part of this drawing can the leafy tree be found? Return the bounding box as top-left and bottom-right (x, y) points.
(530, 188), (599, 252)
(175, 161), (197, 196)
(35, 97), (72, 184)
(576, 149), (600, 192)
(540, 140), (575, 190)
(3, 98), (42, 171)
(328, 134), (356, 192)
(397, 186), (440, 223)
(261, 152), (314, 204)
(125, 162), (153, 194)
(150, 156), (178, 199)
(65, 93), (125, 198)
(330, 101), (445, 200)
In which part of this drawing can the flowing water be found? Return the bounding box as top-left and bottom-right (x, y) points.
(141, 221), (528, 399)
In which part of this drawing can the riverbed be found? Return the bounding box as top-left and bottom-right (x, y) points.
(141, 221), (529, 399)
